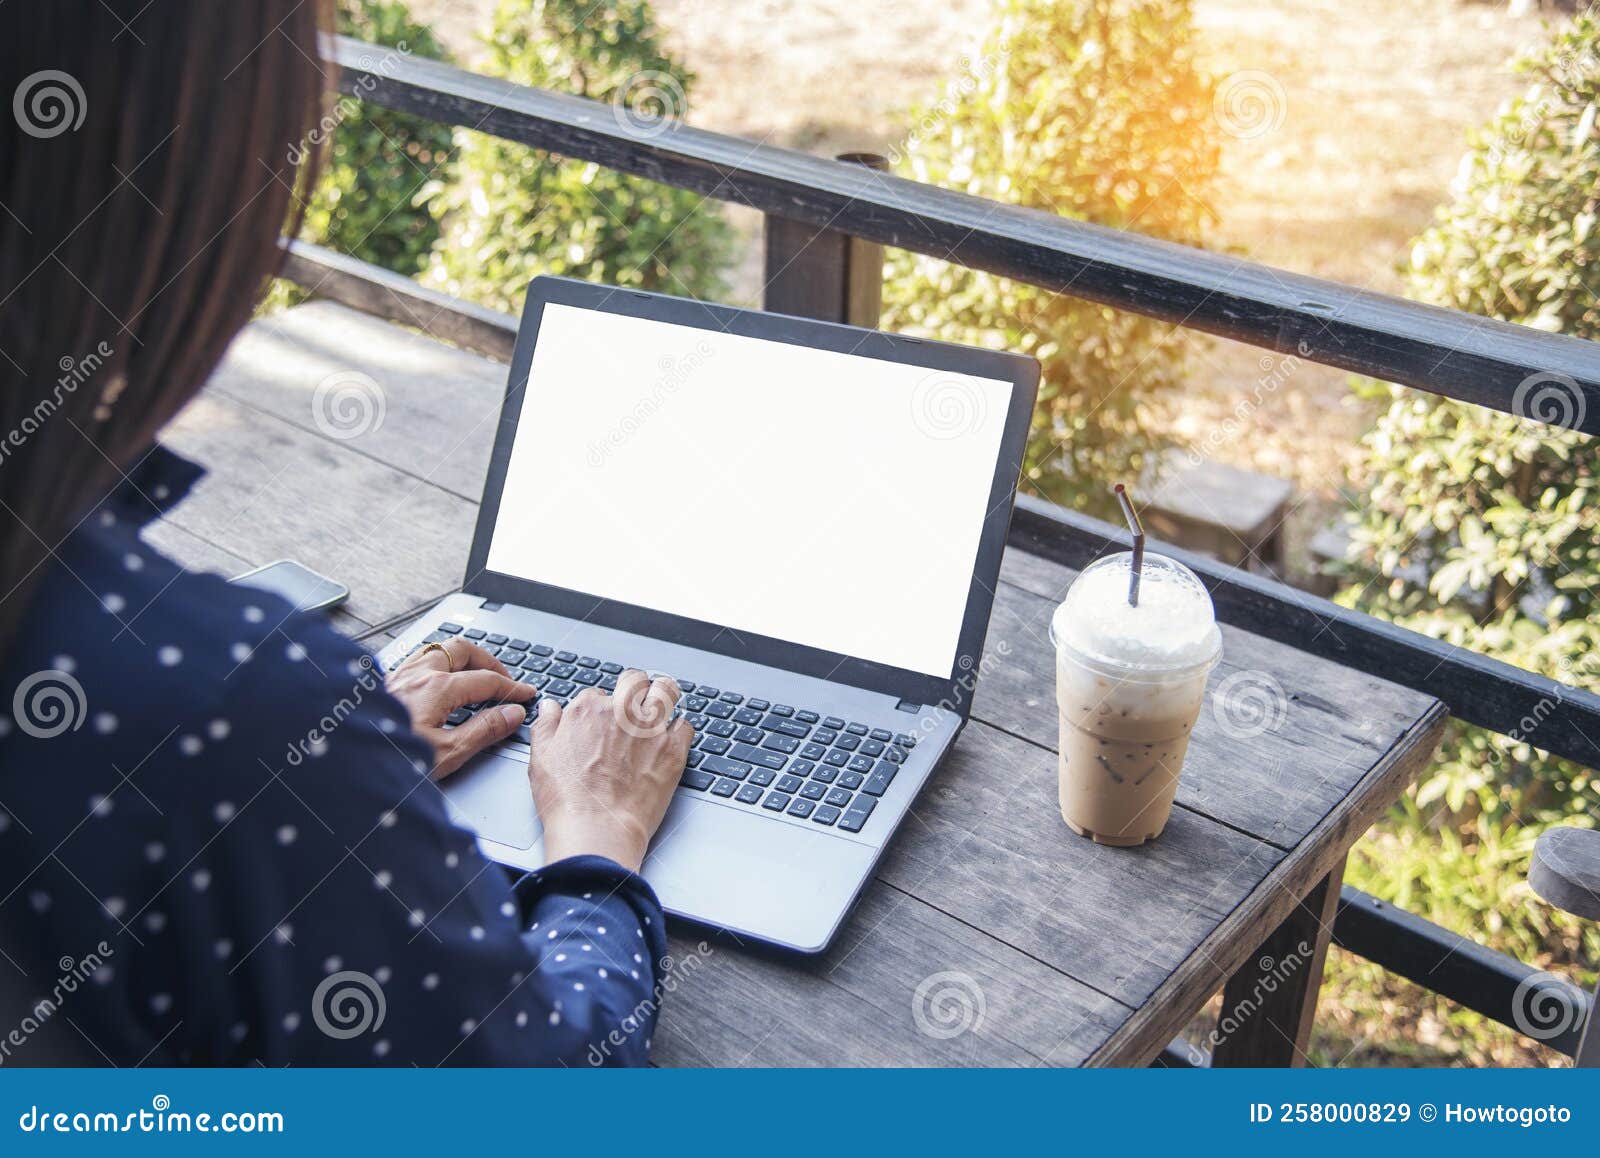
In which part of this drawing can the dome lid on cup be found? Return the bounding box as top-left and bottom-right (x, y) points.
(1049, 552), (1222, 674)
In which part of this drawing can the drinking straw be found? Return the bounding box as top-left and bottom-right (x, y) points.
(1114, 484), (1145, 607)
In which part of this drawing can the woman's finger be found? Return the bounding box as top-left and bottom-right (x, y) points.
(440, 669), (535, 709)
(446, 702), (525, 767)
(529, 696), (563, 743)
(613, 667), (650, 708)
(451, 640), (512, 677)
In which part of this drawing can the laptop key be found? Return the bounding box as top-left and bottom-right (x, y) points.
(720, 691), (743, 704)
(524, 657), (550, 672)
(516, 670), (541, 685)
(599, 674), (618, 691)
(861, 764), (897, 797)
(776, 774), (803, 794)
(770, 704), (793, 717)
(824, 786), (853, 808)
(812, 805), (841, 826)
(508, 638), (531, 651)
(736, 784), (764, 805)
(800, 742), (826, 761)
(464, 628), (486, 641)
(549, 663), (576, 679)
(732, 707), (763, 727)
(445, 708), (472, 726)
(760, 733), (800, 755)
(701, 755), (752, 781)
(728, 744), (785, 770)
(555, 650), (577, 663)
(762, 792), (790, 811)
(734, 725), (764, 745)
(885, 746), (907, 764)
(683, 695), (709, 712)
(486, 633), (508, 646)
(813, 728), (838, 746)
(500, 650), (527, 667)
(700, 736), (731, 755)
(847, 754), (875, 774)
(572, 670), (601, 686)
(575, 656), (600, 669)
(677, 680), (695, 693)
(790, 760), (815, 777)
(749, 767), (776, 787)
(710, 778), (738, 798)
(762, 715), (808, 738)
(796, 710), (820, 724)
(839, 771), (864, 790)
(810, 764), (837, 784)
(686, 750), (703, 767)
(600, 661), (624, 675)
(822, 716), (845, 730)
(824, 749), (849, 767)
(837, 798), (876, 832)
(861, 738), (885, 757)
(748, 699), (771, 712)
(437, 622), (464, 635)
(703, 701), (734, 720)
(869, 728), (892, 742)
(530, 644), (554, 657)
(845, 722), (868, 736)
(833, 733), (860, 751)
(423, 630), (452, 644)
(546, 680), (577, 697)
(799, 781), (826, 801)
(786, 798), (814, 818)
(680, 768), (715, 791)
(697, 687), (721, 699)
(706, 719), (736, 738)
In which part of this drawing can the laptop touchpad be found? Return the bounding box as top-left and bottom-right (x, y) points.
(442, 748), (539, 850)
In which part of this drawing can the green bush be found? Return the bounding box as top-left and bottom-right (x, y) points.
(1339, 14), (1600, 991)
(425, 0), (732, 313)
(300, 0), (456, 275)
(881, 0), (1220, 515)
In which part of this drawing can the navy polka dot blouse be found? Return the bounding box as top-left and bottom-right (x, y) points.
(0, 446), (669, 1066)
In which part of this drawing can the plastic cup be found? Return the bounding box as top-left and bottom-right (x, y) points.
(1049, 552), (1222, 846)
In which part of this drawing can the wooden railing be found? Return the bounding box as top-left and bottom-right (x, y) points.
(285, 34), (1600, 1060)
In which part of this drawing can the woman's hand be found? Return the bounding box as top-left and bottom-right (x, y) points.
(528, 672), (691, 872)
(386, 638), (537, 780)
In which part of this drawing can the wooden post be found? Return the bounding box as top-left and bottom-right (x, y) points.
(762, 152), (887, 328)
(1211, 858), (1345, 1067)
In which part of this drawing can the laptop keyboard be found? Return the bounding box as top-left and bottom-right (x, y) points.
(405, 621), (919, 834)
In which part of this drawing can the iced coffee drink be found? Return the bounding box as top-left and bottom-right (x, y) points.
(1050, 553), (1222, 846)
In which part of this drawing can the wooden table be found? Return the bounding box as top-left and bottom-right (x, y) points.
(157, 303), (1447, 1066)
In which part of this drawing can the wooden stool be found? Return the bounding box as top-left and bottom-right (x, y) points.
(1141, 450), (1293, 574)
(1528, 825), (1600, 1066)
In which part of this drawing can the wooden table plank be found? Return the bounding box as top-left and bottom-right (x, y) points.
(191, 305), (1448, 1067)
(159, 392), (472, 627)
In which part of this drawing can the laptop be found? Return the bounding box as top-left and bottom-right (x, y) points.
(381, 277), (1038, 953)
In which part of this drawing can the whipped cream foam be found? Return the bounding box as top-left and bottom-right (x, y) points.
(1050, 552), (1222, 674)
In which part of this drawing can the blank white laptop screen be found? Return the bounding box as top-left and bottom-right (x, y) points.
(485, 302), (1015, 679)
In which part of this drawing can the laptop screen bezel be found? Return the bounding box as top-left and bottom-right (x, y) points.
(463, 277), (1040, 713)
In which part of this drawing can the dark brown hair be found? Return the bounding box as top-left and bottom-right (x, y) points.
(0, 0), (329, 656)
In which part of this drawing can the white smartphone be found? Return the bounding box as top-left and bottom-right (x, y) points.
(229, 559), (350, 613)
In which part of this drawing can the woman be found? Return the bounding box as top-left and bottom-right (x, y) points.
(0, 1), (688, 1065)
